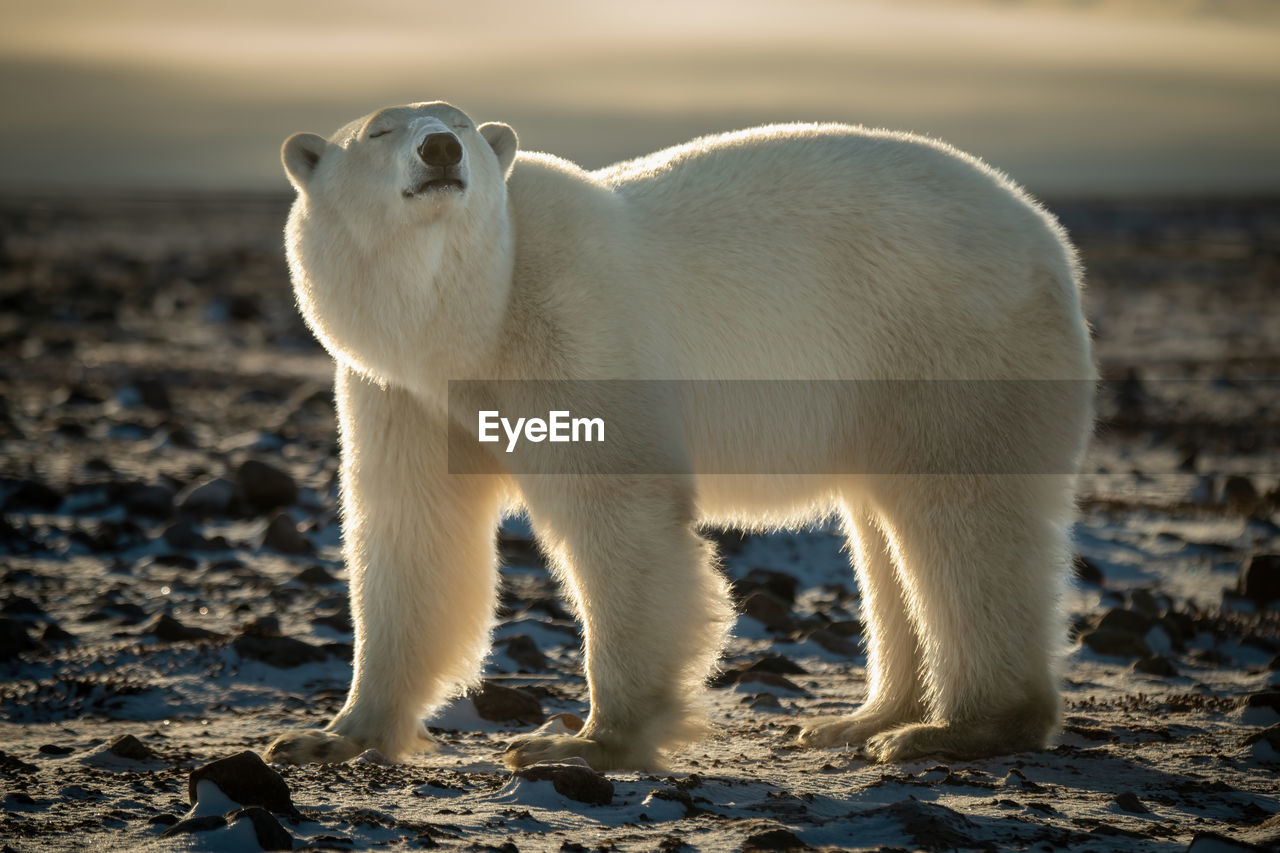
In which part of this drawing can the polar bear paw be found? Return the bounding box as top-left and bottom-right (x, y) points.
(263, 725), (434, 765)
(503, 733), (657, 772)
(262, 729), (367, 765)
(864, 722), (968, 762)
(863, 718), (1049, 763)
(797, 706), (920, 751)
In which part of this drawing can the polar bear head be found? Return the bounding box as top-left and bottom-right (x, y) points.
(280, 101), (519, 387)
(282, 101), (517, 231)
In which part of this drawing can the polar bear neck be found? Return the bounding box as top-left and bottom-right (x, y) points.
(286, 195), (514, 395)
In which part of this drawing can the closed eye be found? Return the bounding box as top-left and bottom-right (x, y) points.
(369, 129), (393, 139)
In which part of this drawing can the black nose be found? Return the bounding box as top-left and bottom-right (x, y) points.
(418, 132), (462, 167)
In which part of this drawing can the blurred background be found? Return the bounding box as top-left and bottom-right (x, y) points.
(3, 0), (1279, 196)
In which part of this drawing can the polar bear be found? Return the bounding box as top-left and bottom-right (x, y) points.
(265, 101), (1094, 770)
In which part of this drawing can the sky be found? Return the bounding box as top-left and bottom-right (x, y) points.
(2, 0), (1279, 196)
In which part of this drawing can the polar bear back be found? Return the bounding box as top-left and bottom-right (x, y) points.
(503, 124), (1089, 383)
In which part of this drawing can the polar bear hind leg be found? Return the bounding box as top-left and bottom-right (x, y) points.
(854, 474), (1068, 761)
(799, 503), (926, 748)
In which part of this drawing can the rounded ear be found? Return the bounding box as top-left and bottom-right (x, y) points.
(479, 122), (518, 178)
(282, 132), (327, 190)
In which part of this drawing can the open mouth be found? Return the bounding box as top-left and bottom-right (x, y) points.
(404, 177), (466, 197)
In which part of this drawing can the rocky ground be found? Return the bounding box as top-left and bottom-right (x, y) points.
(0, 195), (1278, 852)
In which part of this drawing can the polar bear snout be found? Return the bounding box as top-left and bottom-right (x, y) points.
(403, 129), (469, 198)
(419, 132), (463, 168)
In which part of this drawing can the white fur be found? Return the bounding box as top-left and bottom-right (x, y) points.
(264, 101), (1094, 769)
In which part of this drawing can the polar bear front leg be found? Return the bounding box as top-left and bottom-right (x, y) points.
(504, 477), (734, 771)
(264, 368), (505, 764)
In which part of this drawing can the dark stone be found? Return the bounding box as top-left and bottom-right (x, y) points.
(88, 596), (148, 624)
(875, 799), (978, 850)
(1072, 555), (1104, 585)
(134, 378), (173, 411)
(1128, 588), (1163, 618)
(243, 615), (281, 636)
(161, 814), (227, 837)
(38, 743), (74, 755)
(824, 619), (863, 637)
(746, 655), (808, 675)
(470, 680), (545, 723)
(742, 827), (811, 851)
(322, 641), (353, 662)
(227, 293), (262, 321)
(177, 477), (241, 518)
(1133, 656), (1178, 677)
(0, 750), (37, 773)
(61, 382), (108, 406)
(1191, 648), (1229, 666)
(71, 518), (148, 553)
(163, 519), (225, 551)
(736, 568), (800, 604)
(741, 591), (794, 631)
(262, 511), (313, 555)
(62, 485), (111, 515)
(801, 628), (858, 657)
(1159, 612), (1194, 649)
(106, 734), (154, 761)
(498, 634), (548, 671)
(499, 533), (547, 568)
(292, 564), (336, 585)
(233, 633), (328, 668)
(1187, 832), (1270, 852)
(712, 655), (810, 688)
(1114, 367), (1145, 421)
(516, 763), (613, 805)
(1242, 724), (1280, 750)
(734, 671), (807, 694)
(312, 609), (352, 635)
(1244, 691), (1280, 712)
(2, 595), (44, 617)
(1239, 554), (1280, 604)
(0, 516), (48, 556)
(123, 483), (175, 519)
(153, 554), (200, 571)
(188, 750), (296, 815)
(1221, 475), (1259, 510)
(1095, 608), (1154, 635)
(0, 618), (37, 660)
(237, 460), (297, 513)
(1114, 792), (1150, 813)
(703, 527), (749, 557)
(526, 595), (575, 622)
(1080, 628), (1150, 659)
(646, 787), (703, 820)
(149, 613), (224, 643)
(227, 806), (294, 850)
(2, 479), (62, 513)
